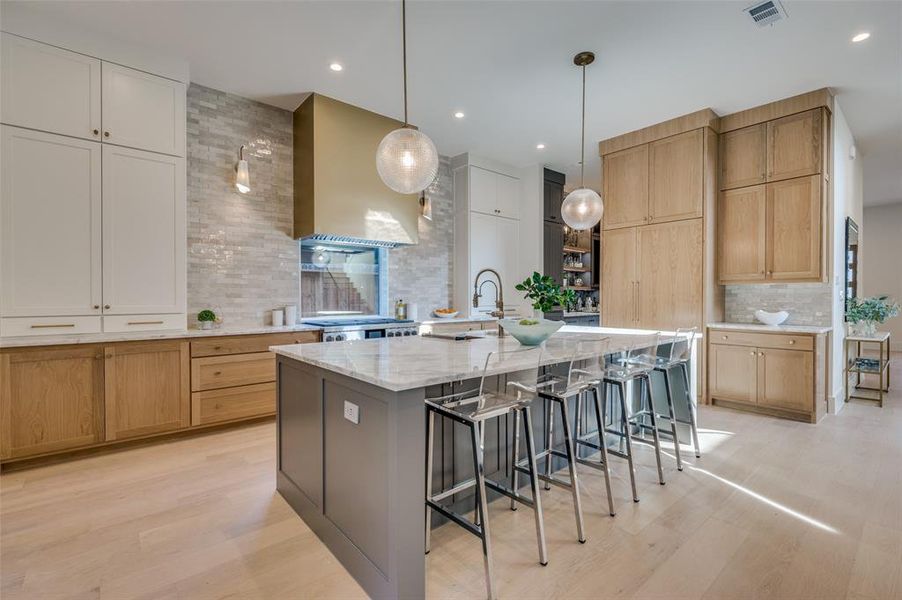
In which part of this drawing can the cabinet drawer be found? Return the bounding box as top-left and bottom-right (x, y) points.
(0, 316), (101, 337)
(103, 314), (185, 333)
(191, 382), (275, 426)
(709, 330), (813, 351)
(190, 331), (320, 357)
(191, 352), (275, 391)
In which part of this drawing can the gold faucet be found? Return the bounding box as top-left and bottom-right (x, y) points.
(473, 268), (505, 337)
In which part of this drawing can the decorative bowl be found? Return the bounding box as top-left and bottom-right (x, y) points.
(499, 318), (565, 346)
(433, 310), (459, 319)
(754, 310), (789, 326)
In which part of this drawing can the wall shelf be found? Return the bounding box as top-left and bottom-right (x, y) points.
(563, 246), (590, 254)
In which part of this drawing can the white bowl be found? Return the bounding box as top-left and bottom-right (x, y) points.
(755, 310), (789, 326)
(432, 310), (459, 319)
(499, 318), (565, 346)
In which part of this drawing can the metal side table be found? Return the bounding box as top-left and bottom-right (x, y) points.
(845, 331), (891, 407)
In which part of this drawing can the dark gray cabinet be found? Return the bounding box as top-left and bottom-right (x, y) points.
(543, 169), (565, 222)
(544, 220), (564, 286)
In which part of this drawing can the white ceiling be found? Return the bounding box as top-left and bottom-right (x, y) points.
(6, 0), (901, 205)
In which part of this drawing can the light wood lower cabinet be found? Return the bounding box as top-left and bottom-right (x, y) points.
(0, 330), (321, 463)
(104, 340), (189, 441)
(0, 346), (104, 459)
(707, 328), (825, 423)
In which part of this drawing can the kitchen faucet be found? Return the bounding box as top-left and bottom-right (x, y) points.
(473, 268), (506, 336)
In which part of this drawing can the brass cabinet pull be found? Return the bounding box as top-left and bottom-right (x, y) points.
(213, 371), (222, 376)
(758, 352), (765, 357)
(789, 340), (795, 345)
(92, 129), (99, 136)
(722, 335), (728, 340)
(30, 323), (75, 329)
(749, 351), (756, 356)
(104, 131), (110, 138)
(104, 304), (111, 309)
(93, 305), (100, 309)
(127, 320), (164, 325)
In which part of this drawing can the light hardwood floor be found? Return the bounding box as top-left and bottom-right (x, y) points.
(3, 356), (901, 599)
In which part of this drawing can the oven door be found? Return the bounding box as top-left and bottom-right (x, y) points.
(364, 328), (387, 339)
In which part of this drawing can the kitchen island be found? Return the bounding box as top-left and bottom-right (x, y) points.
(271, 326), (695, 599)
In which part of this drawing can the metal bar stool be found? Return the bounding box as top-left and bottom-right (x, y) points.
(633, 328), (701, 469)
(576, 332), (665, 502)
(424, 345), (546, 600)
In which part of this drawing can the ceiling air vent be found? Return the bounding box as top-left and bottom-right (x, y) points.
(744, 0), (787, 27)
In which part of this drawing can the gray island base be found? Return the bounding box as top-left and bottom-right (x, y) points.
(272, 326), (695, 599)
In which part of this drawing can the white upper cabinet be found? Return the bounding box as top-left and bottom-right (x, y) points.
(468, 166), (521, 219)
(495, 174), (521, 220)
(1, 33), (102, 142)
(1, 126), (102, 316)
(102, 145), (186, 315)
(101, 63), (186, 157)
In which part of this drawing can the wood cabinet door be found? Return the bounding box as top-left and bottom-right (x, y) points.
(720, 124), (767, 190)
(1, 33), (101, 141)
(468, 166), (497, 216)
(757, 348), (813, 413)
(649, 129), (703, 223)
(1, 346), (104, 459)
(717, 185), (766, 283)
(1, 127), (103, 317)
(104, 340), (189, 441)
(602, 145), (648, 230)
(767, 109), (822, 182)
(102, 145), (186, 315)
(601, 227), (637, 327)
(637, 219), (703, 330)
(101, 62), (186, 157)
(708, 343), (757, 404)
(543, 220), (565, 286)
(495, 173), (520, 220)
(766, 175), (822, 281)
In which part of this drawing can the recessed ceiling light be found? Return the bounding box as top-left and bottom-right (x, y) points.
(329, 63), (343, 71)
(453, 111), (465, 119)
(536, 143), (545, 149)
(851, 32), (870, 43)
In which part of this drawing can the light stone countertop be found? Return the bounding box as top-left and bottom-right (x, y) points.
(0, 323), (323, 349)
(708, 322), (833, 335)
(271, 325), (687, 392)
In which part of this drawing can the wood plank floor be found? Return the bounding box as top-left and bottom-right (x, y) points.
(3, 355), (900, 599)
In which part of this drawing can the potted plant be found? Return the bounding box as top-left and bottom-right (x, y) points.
(197, 309), (217, 330)
(515, 272), (577, 317)
(846, 296), (900, 336)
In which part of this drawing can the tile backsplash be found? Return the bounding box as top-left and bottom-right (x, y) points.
(724, 283), (832, 326)
(186, 83), (298, 326)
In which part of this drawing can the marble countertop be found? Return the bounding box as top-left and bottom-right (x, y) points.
(272, 325), (684, 392)
(708, 322), (833, 335)
(0, 323), (323, 349)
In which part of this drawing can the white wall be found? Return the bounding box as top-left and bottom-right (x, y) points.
(862, 203), (902, 351)
(830, 101), (864, 410)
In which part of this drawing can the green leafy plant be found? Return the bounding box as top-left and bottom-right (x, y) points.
(515, 272), (577, 314)
(197, 309), (217, 323)
(846, 296), (900, 324)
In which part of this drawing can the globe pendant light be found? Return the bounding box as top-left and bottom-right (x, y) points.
(561, 51), (604, 230)
(376, 0), (439, 194)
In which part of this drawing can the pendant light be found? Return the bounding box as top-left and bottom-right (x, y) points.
(560, 51), (603, 230)
(376, 0), (439, 195)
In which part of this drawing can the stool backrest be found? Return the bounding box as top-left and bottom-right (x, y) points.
(663, 327), (697, 363)
(566, 336), (611, 386)
(619, 331), (661, 370)
(478, 345), (543, 402)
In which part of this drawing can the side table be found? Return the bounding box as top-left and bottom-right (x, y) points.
(845, 331), (891, 407)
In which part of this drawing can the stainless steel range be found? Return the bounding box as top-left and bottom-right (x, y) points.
(302, 317), (419, 342)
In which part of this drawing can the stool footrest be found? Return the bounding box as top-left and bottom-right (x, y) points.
(514, 462), (575, 491)
(426, 500), (482, 538)
(430, 477), (477, 503)
(483, 478), (537, 510)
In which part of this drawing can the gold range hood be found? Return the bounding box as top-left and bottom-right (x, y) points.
(293, 93), (420, 247)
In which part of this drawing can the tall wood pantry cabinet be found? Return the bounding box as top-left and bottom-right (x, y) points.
(717, 105), (829, 284)
(599, 110), (721, 333)
(0, 32), (187, 338)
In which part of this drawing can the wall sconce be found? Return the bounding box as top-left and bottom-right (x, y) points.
(235, 145), (250, 194)
(419, 192), (433, 221)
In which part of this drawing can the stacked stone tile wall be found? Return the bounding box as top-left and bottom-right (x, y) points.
(724, 283), (832, 326)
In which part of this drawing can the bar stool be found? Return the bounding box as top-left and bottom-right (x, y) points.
(527, 336), (616, 522)
(424, 345), (546, 600)
(575, 332), (665, 503)
(649, 328), (701, 463)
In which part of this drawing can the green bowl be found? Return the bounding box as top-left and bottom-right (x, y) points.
(500, 318), (565, 346)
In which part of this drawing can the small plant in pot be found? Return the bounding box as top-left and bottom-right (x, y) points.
(846, 296), (900, 337)
(197, 309), (217, 330)
(502, 273), (575, 345)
